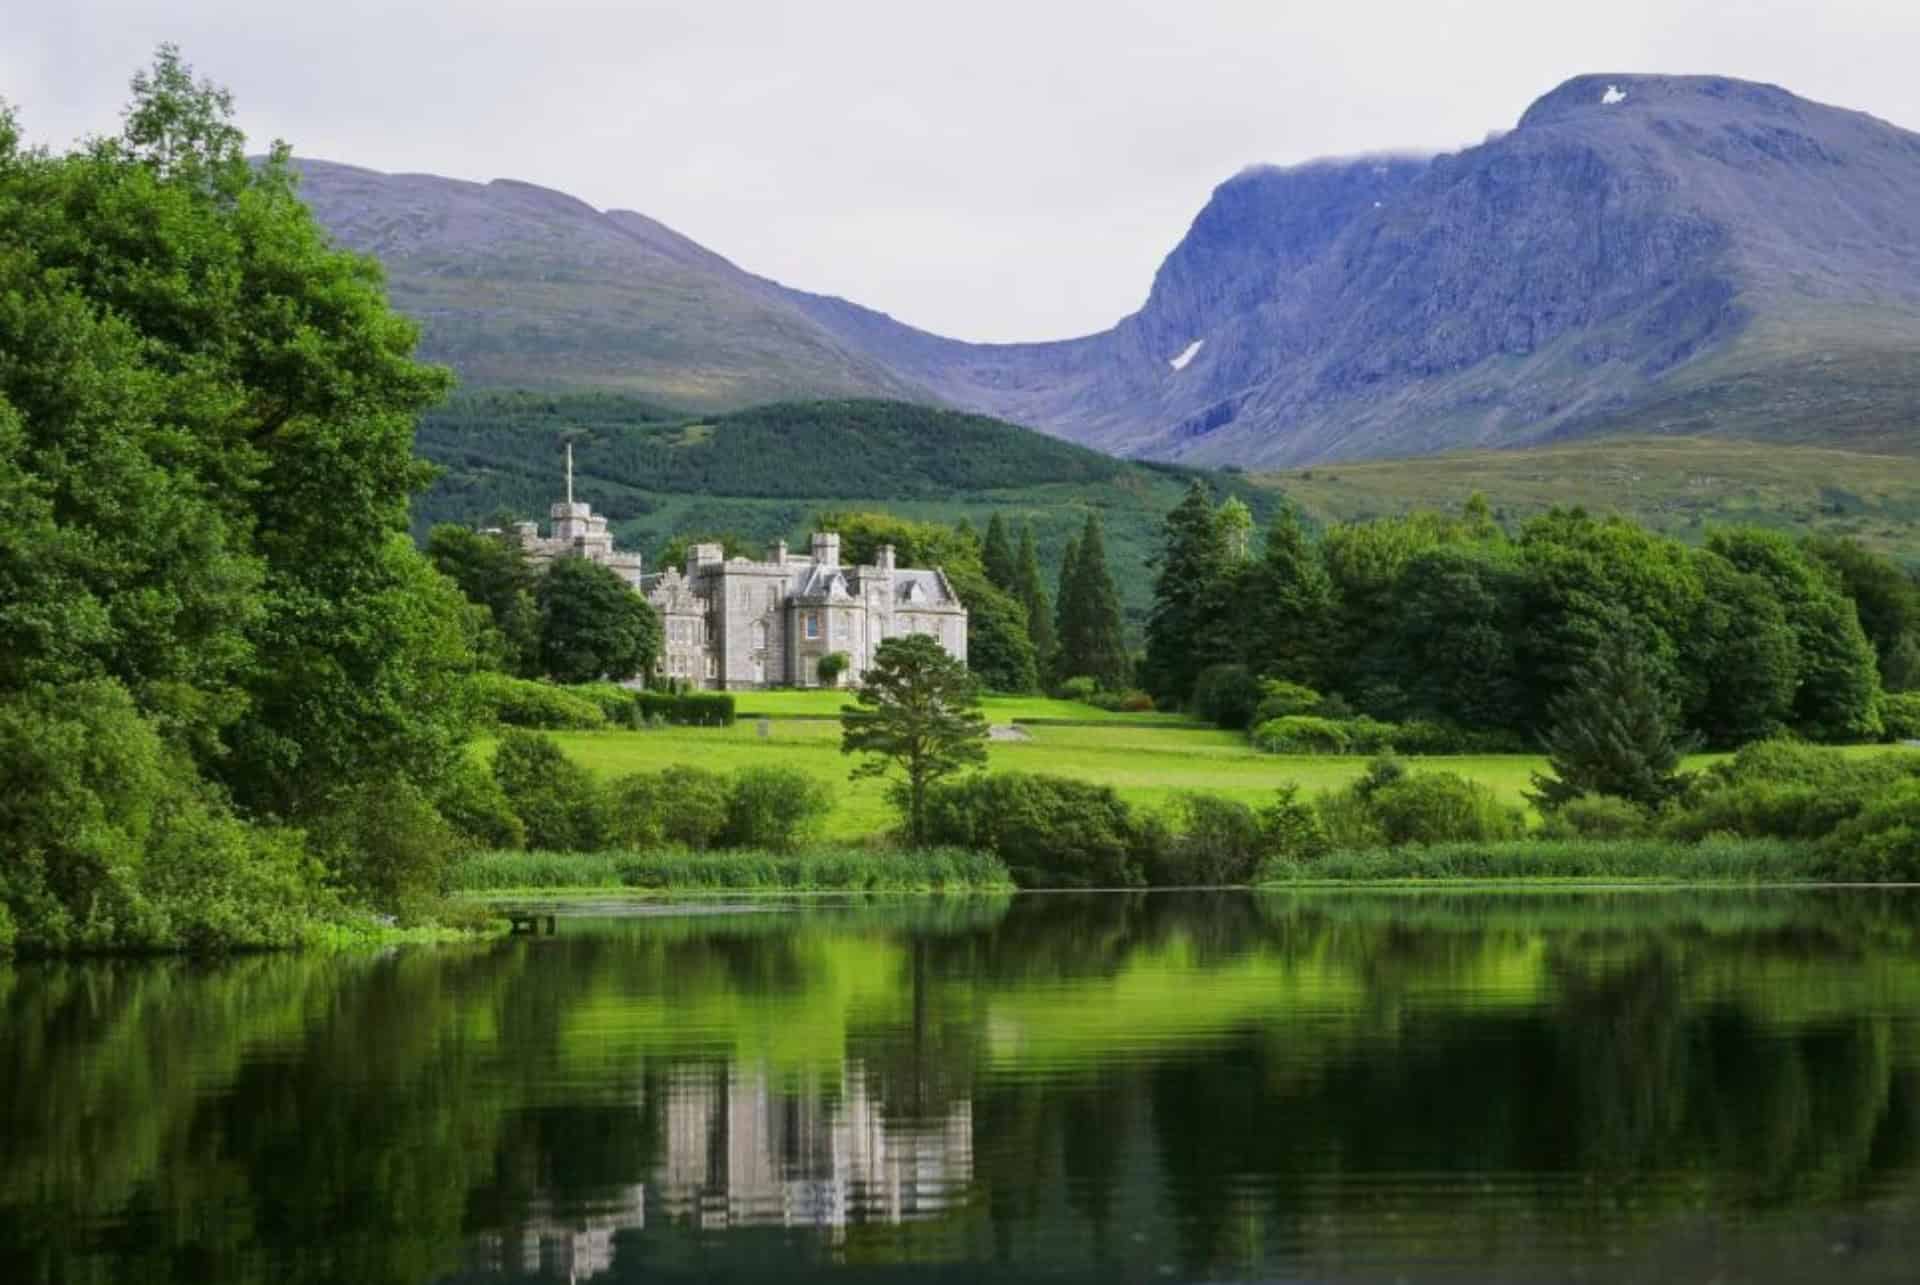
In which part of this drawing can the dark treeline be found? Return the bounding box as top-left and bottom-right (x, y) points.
(415, 393), (1141, 522)
(1143, 482), (1917, 747)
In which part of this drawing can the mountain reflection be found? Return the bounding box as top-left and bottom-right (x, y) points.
(6, 892), (1920, 1284)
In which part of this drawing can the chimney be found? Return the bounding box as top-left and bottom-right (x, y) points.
(877, 543), (896, 572)
(811, 532), (840, 567)
(772, 539), (789, 564)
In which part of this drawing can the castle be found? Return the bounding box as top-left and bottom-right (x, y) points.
(509, 447), (968, 689)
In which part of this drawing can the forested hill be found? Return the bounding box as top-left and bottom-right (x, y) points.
(413, 394), (1266, 626)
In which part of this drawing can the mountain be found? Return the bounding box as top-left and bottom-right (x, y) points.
(298, 73), (1920, 465)
(290, 159), (930, 412)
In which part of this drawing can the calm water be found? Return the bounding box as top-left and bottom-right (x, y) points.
(7, 891), (1920, 1283)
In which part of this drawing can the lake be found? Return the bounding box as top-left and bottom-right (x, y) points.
(6, 890), (1920, 1283)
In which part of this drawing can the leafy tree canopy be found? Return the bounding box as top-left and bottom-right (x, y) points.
(840, 635), (989, 845)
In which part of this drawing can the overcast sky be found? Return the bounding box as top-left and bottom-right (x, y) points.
(8, 1), (1920, 340)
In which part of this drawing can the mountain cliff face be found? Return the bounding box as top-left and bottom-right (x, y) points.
(297, 74), (1920, 463)
(792, 74), (1920, 464)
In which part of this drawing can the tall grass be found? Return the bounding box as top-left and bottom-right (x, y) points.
(1259, 836), (1824, 884)
(447, 845), (1013, 893)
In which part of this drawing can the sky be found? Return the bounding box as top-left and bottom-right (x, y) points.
(8, 0), (1920, 341)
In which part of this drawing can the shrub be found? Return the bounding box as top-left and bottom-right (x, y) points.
(1819, 779), (1920, 880)
(652, 765), (732, 849)
(924, 772), (1149, 888)
(1192, 664), (1262, 729)
(434, 759), (527, 851)
(1538, 794), (1651, 840)
(1314, 786), (1386, 850)
(817, 651), (851, 688)
(1365, 771), (1522, 846)
(724, 765), (833, 851)
(633, 690), (737, 726)
(603, 771), (667, 849)
(1663, 740), (1920, 841)
(1253, 681), (1323, 724)
(1882, 691), (1920, 742)
(306, 779), (459, 915)
(1259, 785), (1331, 863)
(490, 730), (607, 851)
(471, 672), (607, 730)
(1086, 688), (1156, 712)
(598, 766), (734, 850)
(1252, 715), (1351, 755)
(566, 682), (640, 725)
(1056, 676), (1100, 702)
(0, 901), (13, 957)
(1155, 793), (1270, 885)
(138, 809), (319, 951)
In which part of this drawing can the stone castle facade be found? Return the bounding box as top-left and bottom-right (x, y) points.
(508, 458), (967, 689)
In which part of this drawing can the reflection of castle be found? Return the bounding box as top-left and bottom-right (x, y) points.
(658, 1060), (973, 1230)
(480, 1186), (645, 1283)
(477, 1059), (972, 1281)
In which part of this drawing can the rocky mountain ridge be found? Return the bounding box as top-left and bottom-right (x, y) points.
(296, 73), (1920, 464)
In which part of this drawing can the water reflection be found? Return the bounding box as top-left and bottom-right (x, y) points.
(5, 892), (1920, 1283)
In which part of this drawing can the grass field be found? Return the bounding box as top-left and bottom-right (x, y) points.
(1258, 436), (1920, 564)
(506, 718), (1657, 840)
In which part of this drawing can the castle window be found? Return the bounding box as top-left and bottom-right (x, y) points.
(833, 613), (847, 641)
(706, 655), (716, 679)
(804, 611), (820, 640)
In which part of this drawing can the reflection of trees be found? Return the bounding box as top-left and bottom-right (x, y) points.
(6, 892), (1920, 1283)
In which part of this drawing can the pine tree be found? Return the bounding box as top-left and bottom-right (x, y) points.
(1529, 631), (1691, 810)
(1058, 513), (1130, 690)
(1252, 510), (1335, 688)
(1051, 533), (1081, 685)
(1015, 523), (1056, 675)
(1142, 481), (1234, 707)
(981, 512), (1017, 593)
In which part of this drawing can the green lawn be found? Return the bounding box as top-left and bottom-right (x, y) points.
(732, 689), (1201, 725)
(495, 719), (1906, 841)
(518, 719), (1580, 840)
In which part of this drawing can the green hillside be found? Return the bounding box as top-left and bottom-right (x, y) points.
(1256, 436), (1920, 564)
(414, 394), (1272, 627)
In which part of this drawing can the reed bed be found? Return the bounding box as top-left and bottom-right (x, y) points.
(448, 845), (1013, 893)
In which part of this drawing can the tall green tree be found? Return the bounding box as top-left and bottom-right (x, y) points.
(427, 525), (540, 675)
(840, 635), (989, 845)
(1683, 550), (1798, 747)
(1250, 510), (1336, 691)
(1014, 523), (1057, 676)
(1057, 513), (1130, 690)
(1051, 532), (1082, 685)
(943, 564), (1040, 693)
(1802, 534), (1920, 691)
(2, 46), (472, 819)
(1141, 482), (1234, 707)
(1709, 528), (1881, 741)
(981, 513), (1018, 593)
(1530, 631), (1691, 810)
(535, 558), (661, 684)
